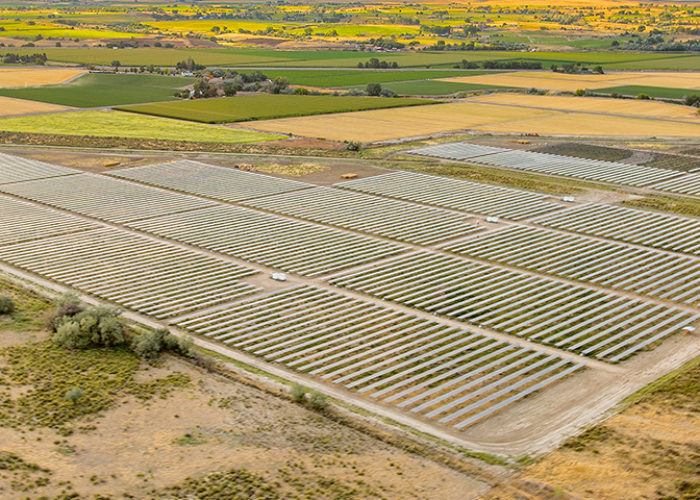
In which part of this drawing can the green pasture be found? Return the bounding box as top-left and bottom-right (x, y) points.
(372, 80), (518, 96)
(595, 85), (699, 100)
(115, 94), (435, 123)
(0, 73), (193, 107)
(262, 69), (495, 87)
(0, 109), (283, 143)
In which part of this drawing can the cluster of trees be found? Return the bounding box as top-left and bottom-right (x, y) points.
(423, 40), (529, 51)
(552, 63), (604, 74)
(482, 59), (542, 69)
(357, 57), (399, 69)
(1, 52), (47, 65)
(177, 71), (291, 99)
(175, 58), (205, 72)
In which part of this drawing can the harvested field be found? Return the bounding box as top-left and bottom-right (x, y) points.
(439, 71), (700, 92)
(0, 96), (71, 117)
(248, 102), (562, 142)
(468, 93), (700, 122)
(0, 67), (84, 88)
(479, 112), (700, 139)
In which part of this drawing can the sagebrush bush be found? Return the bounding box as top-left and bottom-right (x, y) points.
(308, 391), (329, 412)
(0, 294), (14, 314)
(291, 383), (307, 403)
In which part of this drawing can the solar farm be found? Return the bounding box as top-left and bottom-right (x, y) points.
(0, 149), (697, 440)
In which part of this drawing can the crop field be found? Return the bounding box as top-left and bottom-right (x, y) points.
(0, 152), (80, 184)
(125, 205), (405, 277)
(468, 94), (700, 122)
(439, 71), (700, 92)
(479, 111), (700, 139)
(0, 223), (259, 319)
(0, 110), (284, 144)
(242, 186), (483, 245)
(330, 251), (697, 362)
(0, 173), (216, 223)
(117, 95), (434, 124)
(261, 69), (494, 88)
(418, 145), (683, 187)
(0, 68), (85, 88)
(444, 226), (700, 306)
(110, 160), (312, 202)
(534, 204), (700, 257)
(0, 96), (72, 117)
(336, 171), (564, 220)
(0, 73), (195, 107)
(650, 174), (700, 197)
(351, 80), (514, 96)
(596, 85), (700, 100)
(0, 195), (98, 246)
(248, 102), (561, 142)
(176, 285), (583, 430)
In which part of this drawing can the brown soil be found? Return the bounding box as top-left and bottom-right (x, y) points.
(0, 335), (489, 499)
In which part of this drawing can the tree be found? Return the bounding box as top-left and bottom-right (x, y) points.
(366, 83), (382, 96)
(193, 77), (217, 98)
(111, 60), (120, 70)
(52, 306), (125, 349)
(267, 77), (289, 94)
(131, 328), (193, 361)
(0, 295), (14, 314)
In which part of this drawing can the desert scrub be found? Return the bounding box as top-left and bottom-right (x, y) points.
(148, 469), (280, 500)
(620, 195), (700, 218)
(0, 450), (52, 494)
(0, 295), (14, 315)
(0, 276), (51, 332)
(0, 341), (190, 429)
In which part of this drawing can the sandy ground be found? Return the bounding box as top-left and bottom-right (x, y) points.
(0, 334), (490, 499)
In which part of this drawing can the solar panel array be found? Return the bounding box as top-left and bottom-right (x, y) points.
(0, 227), (259, 319)
(444, 225), (700, 305)
(650, 173), (700, 197)
(336, 171), (563, 220)
(0, 174), (215, 224)
(126, 205), (405, 277)
(410, 143), (508, 160)
(0, 152), (79, 185)
(243, 186), (482, 245)
(534, 204), (700, 257)
(110, 160), (313, 202)
(0, 195), (99, 246)
(176, 285), (583, 430)
(330, 251), (697, 361)
(408, 143), (683, 187)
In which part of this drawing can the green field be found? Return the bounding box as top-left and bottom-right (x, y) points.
(360, 80), (515, 96)
(595, 85), (699, 100)
(0, 73), (193, 107)
(261, 69), (496, 88)
(0, 110), (283, 143)
(116, 94), (435, 123)
(2, 48), (698, 70)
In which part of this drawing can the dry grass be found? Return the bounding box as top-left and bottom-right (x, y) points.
(480, 112), (700, 138)
(248, 102), (561, 142)
(0, 68), (85, 88)
(254, 162), (328, 176)
(440, 71), (700, 92)
(469, 93), (700, 122)
(0, 96), (71, 117)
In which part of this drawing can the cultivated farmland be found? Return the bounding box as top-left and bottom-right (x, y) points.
(0, 73), (195, 107)
(0, 68), (85, 88)
(126, 205), (405, 277)
(330, 251), (697, 362)
(242, 186), (483, 245)
(0, 96), (72, 117)
(176, 285), (584, 430)
(0, 110), (284, 144)
(116, 94), (434, 123)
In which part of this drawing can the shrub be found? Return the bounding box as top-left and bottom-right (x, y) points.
(46, 292), (84, 332)
(294, 87), (309, 95)
(52, 306), (125, 349)
(65, 387), (85, 405)
(380, 88), (397, 98)
(575, 88), (585, 96)
(366, 83), (382, 96)
(637, 93), (651, 100)
(346, 141), (361, 151)
(131, 328), (193, 361)
(291, 383), (307, 403)
(0, 295), (14, 314)
(308, 391), (329, 412)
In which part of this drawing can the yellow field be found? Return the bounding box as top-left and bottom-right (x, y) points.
(0, 96), (72, 117)
(439, 71), (700, 92)
(0, 68), (85, 88)
(247, 102), (562, 142)
(468, 93), (700, 121)
(480, 112), (700, 138)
